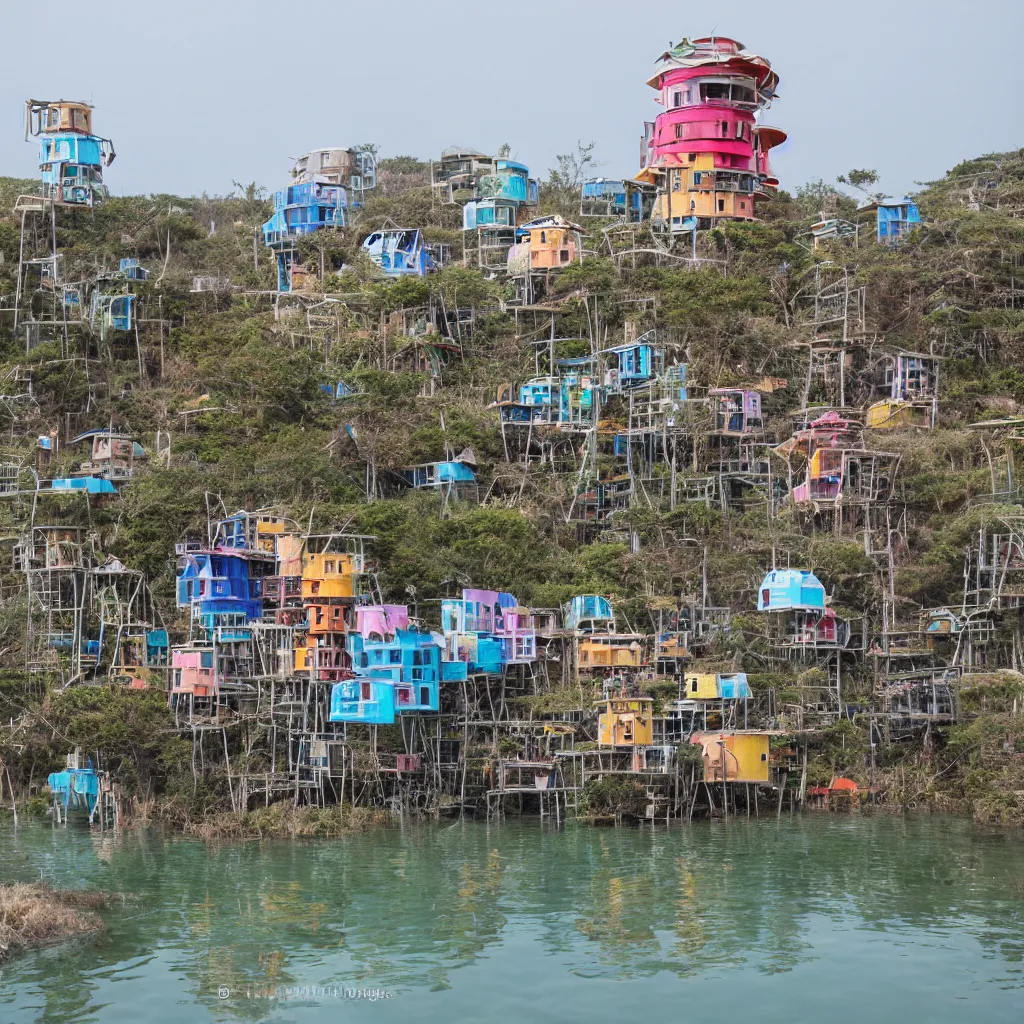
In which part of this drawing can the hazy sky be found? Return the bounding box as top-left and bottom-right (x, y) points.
(1, 0), (1020, 201)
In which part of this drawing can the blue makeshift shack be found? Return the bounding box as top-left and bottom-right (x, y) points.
(756, 569), (827, 612)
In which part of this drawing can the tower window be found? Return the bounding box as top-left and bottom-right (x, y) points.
(702, 83), (730, 101)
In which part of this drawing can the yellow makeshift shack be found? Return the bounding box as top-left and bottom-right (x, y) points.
(597, 697), (654, 747)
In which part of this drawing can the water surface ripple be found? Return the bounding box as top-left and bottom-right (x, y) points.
(0, 815), (1021, 1023)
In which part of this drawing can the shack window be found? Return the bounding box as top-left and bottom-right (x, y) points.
(762, 588), (770, 606)
(360, 681), (371, 700)
(690, 678), (698, 693)
(721, 121), (730, 138)
(420, 686), (430, 706)
(718, 199), (725, 212)
(688, 153), (696, 162)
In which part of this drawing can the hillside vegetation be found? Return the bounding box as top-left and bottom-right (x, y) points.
(1, 148), (1023, 826)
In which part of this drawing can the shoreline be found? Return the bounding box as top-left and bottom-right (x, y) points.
(7, 795), (1019, 844)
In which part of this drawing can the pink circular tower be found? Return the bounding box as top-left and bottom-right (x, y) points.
(637, 36), (786, 231)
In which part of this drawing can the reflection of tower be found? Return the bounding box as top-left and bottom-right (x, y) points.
(262, 146), (377, 293)
(14, 101), (115, 351)
(635, 37), (786, 239)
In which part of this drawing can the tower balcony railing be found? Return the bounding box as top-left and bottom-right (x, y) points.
(14, 195), (52, 214)
(781, 623), (849, 648)
(262, 231), (300, 249)
(690, 173), (760, 194)
(213, 625), (254, 644)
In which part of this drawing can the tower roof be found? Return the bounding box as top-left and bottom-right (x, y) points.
(440, 146), (490, 160)
(646, 35), (779, 93)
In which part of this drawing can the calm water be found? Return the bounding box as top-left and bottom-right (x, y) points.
(0, 815), (1021, 1023)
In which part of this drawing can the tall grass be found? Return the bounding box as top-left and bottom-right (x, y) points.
(0, 883), (121, 962)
